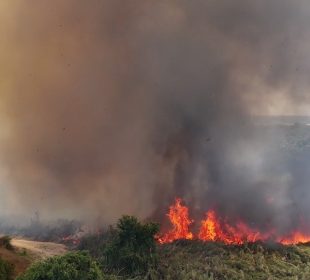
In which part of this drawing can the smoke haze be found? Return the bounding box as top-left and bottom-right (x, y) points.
(1, 1), (310, 233)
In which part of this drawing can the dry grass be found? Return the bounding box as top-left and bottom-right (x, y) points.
(155, 240), (310, 280)
(0, 246), (30, 279)
(0, 237), (68, 279)
(11, 239), (67, 260)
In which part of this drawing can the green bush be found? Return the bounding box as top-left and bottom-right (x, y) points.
(0, 258), (14, 280)
(102, 216), (159, 276)
(0, 236), (13, 251)
(17, 251), (103, 280)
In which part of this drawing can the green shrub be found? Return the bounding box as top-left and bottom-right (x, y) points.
(0, 258), (14, 280)
(17, 251), (103, 280)
(0, 236), (13, 251)
(102, 215), (159, 276)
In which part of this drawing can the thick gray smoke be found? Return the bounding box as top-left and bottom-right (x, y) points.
(1, 1), (310, 233)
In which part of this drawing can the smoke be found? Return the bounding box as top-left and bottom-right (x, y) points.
(1, 0), (310, 232)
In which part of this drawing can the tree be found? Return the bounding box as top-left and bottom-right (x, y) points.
(103, 215), (159, 276)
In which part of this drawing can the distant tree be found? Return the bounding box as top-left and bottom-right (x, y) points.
(0, 236), (13, 251)
(17, 252), (103, 280)
(103, 215), (159, 276)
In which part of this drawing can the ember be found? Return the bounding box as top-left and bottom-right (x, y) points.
(158, 198), (310, 245)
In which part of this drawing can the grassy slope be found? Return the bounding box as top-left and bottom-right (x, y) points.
(155, 240), (310, 280)
(0, 247), (31, 279)
(78, 230), (310, 279)
(0, 238), (67, 279)
(6, 238), (310, 279)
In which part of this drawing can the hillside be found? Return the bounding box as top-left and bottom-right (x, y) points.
(156, 241), (310, 280)
(0, 237), (67, 279)
(77, 221), (310, 280)
(3, 239), (310, 279)
(11, 239), (67, 260)
(0, 245), (30, 279)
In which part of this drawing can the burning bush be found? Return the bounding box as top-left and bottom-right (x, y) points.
(16, 251), (103, 280)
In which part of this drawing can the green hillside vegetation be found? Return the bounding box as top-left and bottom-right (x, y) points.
(0, 257), (14, 280)
(12, 216), (310, 279)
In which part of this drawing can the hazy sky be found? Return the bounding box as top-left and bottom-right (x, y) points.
(1, 1), (310, 227)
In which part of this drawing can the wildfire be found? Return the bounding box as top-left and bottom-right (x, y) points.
(157, 198), (193, 244)
(158, 198), (310, 245)
(198, 210), (273, 245)
(279, 232), (310, 245)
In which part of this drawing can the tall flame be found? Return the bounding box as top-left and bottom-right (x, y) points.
(159, 198), (310, 245)
(157, 198), (193, 244)
(198, 210), (217, 241)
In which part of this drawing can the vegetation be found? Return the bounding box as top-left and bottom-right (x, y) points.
(0, 258), (14, 280)
(77, 217), (310, 280)
(16, 251), (103, 280)
(156, 240), (310, 280)
(104, 216), (159, 276)
(12, 215), (310, 279)
(78, 227), (117, 259)
(79, 216), (160, 277)
(0, 236), (13, 251)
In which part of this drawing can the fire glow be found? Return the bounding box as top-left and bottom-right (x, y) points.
(158, 198), (310, 245)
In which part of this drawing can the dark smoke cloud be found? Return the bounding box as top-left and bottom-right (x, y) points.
(1, 0), (310, 233)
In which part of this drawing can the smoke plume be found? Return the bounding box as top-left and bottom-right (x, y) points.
(1, 0), (310, 233)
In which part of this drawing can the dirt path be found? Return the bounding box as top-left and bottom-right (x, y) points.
(11, 239), (68, 260)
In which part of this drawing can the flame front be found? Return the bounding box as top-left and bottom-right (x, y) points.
(159, 198), (310, 245)
(157, 198), (193, 244)
(198, 210), (273, 245)
(279, 232), (310, 245)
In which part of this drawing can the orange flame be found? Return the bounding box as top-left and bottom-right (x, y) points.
(198, 210), (274, 245)
(198, 210), (217, 241)
(159, 198), (310, 245)
(278, 231), (310, 245)
(157, 198), (193, 244)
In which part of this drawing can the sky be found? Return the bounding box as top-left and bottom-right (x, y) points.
(1, 1), (310, 227)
